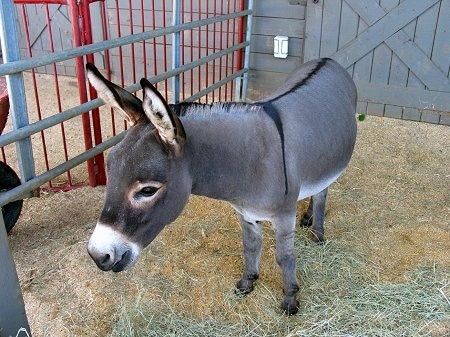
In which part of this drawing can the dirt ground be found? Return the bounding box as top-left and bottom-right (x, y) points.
(6, 111), (449, 336)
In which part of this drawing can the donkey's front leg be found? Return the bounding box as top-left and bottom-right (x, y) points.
(235, 215), (262, 295)
(274, 213), (299, 315)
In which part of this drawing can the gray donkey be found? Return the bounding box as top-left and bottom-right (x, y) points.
(86, 58), (357, 315)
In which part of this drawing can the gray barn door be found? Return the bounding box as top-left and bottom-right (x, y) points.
(304, 0), (450, 125)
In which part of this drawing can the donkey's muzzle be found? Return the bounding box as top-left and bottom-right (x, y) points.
(87, 222), (141, 272)
(88, 247), (132, 272)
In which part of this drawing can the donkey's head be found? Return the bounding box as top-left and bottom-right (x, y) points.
(86, 64), (191, 272)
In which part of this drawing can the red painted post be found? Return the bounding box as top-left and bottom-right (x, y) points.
(68, 0), (97, 187)
(80, 0), (106, 185)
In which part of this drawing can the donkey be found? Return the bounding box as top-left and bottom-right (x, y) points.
(86, 58), (357, 315)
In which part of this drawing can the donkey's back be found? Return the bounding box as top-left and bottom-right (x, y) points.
(257, 58), (357, 200)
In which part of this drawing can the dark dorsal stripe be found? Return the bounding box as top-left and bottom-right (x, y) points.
(259, 101), (288, 195)
(264, 58), (329, 104)
(257, 59), (329, 196)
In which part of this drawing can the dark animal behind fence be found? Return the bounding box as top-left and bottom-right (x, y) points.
(86, 58), (357, 315)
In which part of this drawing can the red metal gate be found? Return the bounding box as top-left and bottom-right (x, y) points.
(2, 0), (245, 189)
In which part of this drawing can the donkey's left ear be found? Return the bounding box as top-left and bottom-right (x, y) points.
(140, 78), (186, 157)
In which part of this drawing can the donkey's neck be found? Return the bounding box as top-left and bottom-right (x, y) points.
(179, 102), (284, 202)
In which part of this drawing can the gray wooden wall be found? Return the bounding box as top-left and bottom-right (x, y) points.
(12, 0), (449, 124)
(246, 0), (307, 101)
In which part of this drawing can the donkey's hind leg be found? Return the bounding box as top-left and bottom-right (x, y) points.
(235, 215), (262, 295)
(309, 188), (328, 243)
(299, 197), (314, 227)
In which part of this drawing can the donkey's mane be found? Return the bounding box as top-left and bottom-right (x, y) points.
(170, 101), (259, 118)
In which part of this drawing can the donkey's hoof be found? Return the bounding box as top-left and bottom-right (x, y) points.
(235, 279), (255, 296)
(309, 230), (325, 243)
(281, 297), (299, 316)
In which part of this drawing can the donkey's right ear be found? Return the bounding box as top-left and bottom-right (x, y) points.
(86, 63), (147, 126)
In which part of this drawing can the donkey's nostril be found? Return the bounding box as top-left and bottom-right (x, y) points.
(100, 253), (111, 266)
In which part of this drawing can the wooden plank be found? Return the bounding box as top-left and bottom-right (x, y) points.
(247, 70), (289, 101)
(251, 35), (303, 57)
(252, 16), (304, 37)
(339, 1), (359, 76)
(386, 32), (450, 91)
(356, 81), (450, 112)
(367, 31), (391, 117)
(344, 0), (385, 26)
(253, 1), (306, 19)
(332, 0), (440, 68)
(381, 2), (450, 92)
(367, 41), (391, 116)
(351, 17), (371, 113)
(320, 0), (341, 57)
(338, 1), (359, 49)
(431, 0), (450, 74)
(303, 0), (323, 61)
(249, 52), (302, 74)
(346, 0), (449, 91)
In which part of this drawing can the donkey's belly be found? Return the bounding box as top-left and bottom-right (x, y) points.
(297, 171), (342, 200)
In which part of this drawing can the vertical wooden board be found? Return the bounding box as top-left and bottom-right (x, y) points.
(407, 3), (440, 88)
(414, 2), (439, 58)
(304, 0), (323, 61)
(367, 0), (391, 115)
(432, 0), (450, 74)
(320, 0), (341, 57)
(352, 18), (371, 113)
(370, 43), (391, 84)
(338, 0), (359, 75)
(403, 20), (424, 90)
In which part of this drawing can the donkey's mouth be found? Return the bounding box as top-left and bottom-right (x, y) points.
(87, 222), (142, 272)
(111, 250), (134, 272)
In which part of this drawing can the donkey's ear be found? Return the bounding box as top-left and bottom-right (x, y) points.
(140, 78), (186, 157)
(86, 63), (147, 126)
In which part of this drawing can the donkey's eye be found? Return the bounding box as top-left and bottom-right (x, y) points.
(138, 186), (159, 198)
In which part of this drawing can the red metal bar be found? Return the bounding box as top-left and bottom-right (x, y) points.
(225, 0), (231, 100)
(180, 0), (185, 101)
(212, 0), (217, 100)
(205, 0), (209, 103)
(81, 0), (106, 185)
(113, 0), (127, 131)
(236, 0), (245, 73)
(44, 4), (74, 186)
(128, 0), (136, 85)
(140, 0), (148, 79)
(151, 0), (158, 89)
(197, 0), (202, 101)
(68, 0), (96, 187)
(98, 0), (116, 137)
(14, 0), (69, 4)
(219, 1), (224, 100)
(189, 0), (194, 98)
(162, 0), (168, 98)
